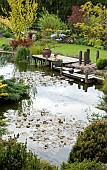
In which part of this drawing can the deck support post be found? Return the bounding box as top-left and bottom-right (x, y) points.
(79, 51), (82, 65)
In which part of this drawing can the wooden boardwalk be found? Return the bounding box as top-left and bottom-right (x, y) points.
(32, 54), (79, 66)
(62, 71), (104, 83)
(32, 54), (104, 84)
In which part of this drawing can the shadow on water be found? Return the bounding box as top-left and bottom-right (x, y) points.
(69, 79), (102, 93)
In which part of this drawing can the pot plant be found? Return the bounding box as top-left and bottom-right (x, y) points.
(40, 38), (57, 58)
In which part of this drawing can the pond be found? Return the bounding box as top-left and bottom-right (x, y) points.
(0, 53), (106, 167)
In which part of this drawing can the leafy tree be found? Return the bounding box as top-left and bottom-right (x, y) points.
(0, 0), (10, 16)
(0, 0), (107, 22)
(0, 16), (10, 29)
(68, 6), (85, 25)
(36, 0), (73, 22)
(74, 1), (107, 46)
(7, 0), (38, 39)
(38, 9), (67, 32)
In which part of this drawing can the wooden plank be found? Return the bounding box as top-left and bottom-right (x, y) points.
(32, 54), (79, 65)
(62, 71), (94, 80)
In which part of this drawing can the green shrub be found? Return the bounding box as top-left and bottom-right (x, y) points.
(0, 28), (5, 35)
(4, 31), (11, 38)
(74, 37), (88, 45)
(15, 46), (30, 62)
(0, 76), (29, 101)
(61, 159), (105, 170)
(30, 43), (42, 55)
(96, 58), (107, 69)
(36, 31), (42, 40)
(94, 45), (104, 50)
(102, 77), (107, 95)
(0, 138), (57, 170)
(68, 119), (107, 163)
(0, 117), (7, 137)
(2, 43), (12, 51)
(38, 9), (67, 31)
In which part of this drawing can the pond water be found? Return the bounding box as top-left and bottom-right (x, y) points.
(0, 53), (106, 167)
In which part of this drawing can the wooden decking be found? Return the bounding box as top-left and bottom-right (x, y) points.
(32, 54), (104, 84)
(32, 54), (79, 65)
(62, 71), (94, 82)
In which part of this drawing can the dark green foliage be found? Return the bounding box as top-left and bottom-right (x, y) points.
(74, 37), (88, 45)
(2, 44), (12, 51)
(68, 120), (107, 163)
(0, 0), (107, 21)
(96, 58), (107, 69)
(98, 77), (107, 111)
(0, 116), (7, 137)
(0, 138), (57, 170)
(102, 77), (107, 95)
(61, 159), (105, 170)
(15, 46), (30, 62)
(4, 31), (11, 38)
(0, 77), (29, 101)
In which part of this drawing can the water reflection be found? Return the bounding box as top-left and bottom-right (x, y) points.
(0, 53), (106, 166)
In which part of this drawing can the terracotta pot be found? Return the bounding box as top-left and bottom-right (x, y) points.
(42, 49), (51, 58)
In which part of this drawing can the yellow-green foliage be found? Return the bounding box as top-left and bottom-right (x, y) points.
(74, 1), (107, 46)
(61, 160), (105, 170)
(29, 43), (42, 55)
(0, 80), (8, 97)
(102, 77), (107, 94)
(7, 0), (38, 39)
(0, 16), (10, 29)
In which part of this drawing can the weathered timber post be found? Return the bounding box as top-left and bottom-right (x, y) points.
(79, 50), (82, 65)
(96, 50), (99, 61)
(60, 67), (62, 76)
(86, 49), (90, 64)
(84, 67), (90, 83)
(84, 51), (87, 66)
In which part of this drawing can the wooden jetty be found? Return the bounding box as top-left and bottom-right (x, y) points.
(32, 54), (79, 68)
(32, 54), (104, 84)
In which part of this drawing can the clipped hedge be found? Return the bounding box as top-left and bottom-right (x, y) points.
(61, 159), (105, 170)
(68, 119), (107, 163)
(96, 58), (107, 69)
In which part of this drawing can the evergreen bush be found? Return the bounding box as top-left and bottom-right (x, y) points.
(0, 138), (57, 170)
(4, 31), (11, 38)
(0, 76), (29, 101)
(61, 159), (105, 170)
(2, 44), (12, 51)
(68, 119), (107, 163)
(102, 77), (107, 95)
(96, 58), (107, 69)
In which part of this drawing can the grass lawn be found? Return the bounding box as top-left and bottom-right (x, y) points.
(0, 37), (107, 63)
(52, 43), (107, 63)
